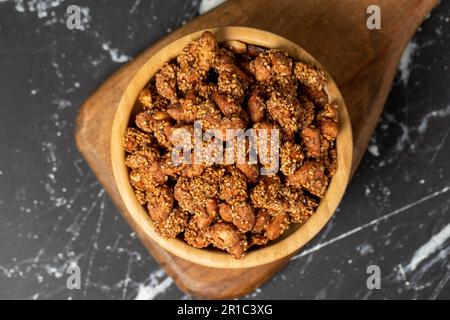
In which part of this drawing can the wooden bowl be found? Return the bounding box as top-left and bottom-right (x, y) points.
(111, 27), (353, 269)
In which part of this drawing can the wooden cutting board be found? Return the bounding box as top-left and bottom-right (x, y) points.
(75, 0), (438, 299)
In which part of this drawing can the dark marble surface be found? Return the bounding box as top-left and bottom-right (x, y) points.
(0, 0), (449, 300)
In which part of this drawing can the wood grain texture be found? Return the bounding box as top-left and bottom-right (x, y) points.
(75, 0), (438, 299)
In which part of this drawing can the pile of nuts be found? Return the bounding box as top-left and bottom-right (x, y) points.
(124, 31), (339, 259)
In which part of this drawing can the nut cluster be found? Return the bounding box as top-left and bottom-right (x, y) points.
(124, 31), (339, 259)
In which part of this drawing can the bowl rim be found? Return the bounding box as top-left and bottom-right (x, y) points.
(111, 26), (353, 269)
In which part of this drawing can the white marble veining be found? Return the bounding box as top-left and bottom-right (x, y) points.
(292, 186), (450, 260)
(199, 0), (226, 15)
(405, 224), (450, 272)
